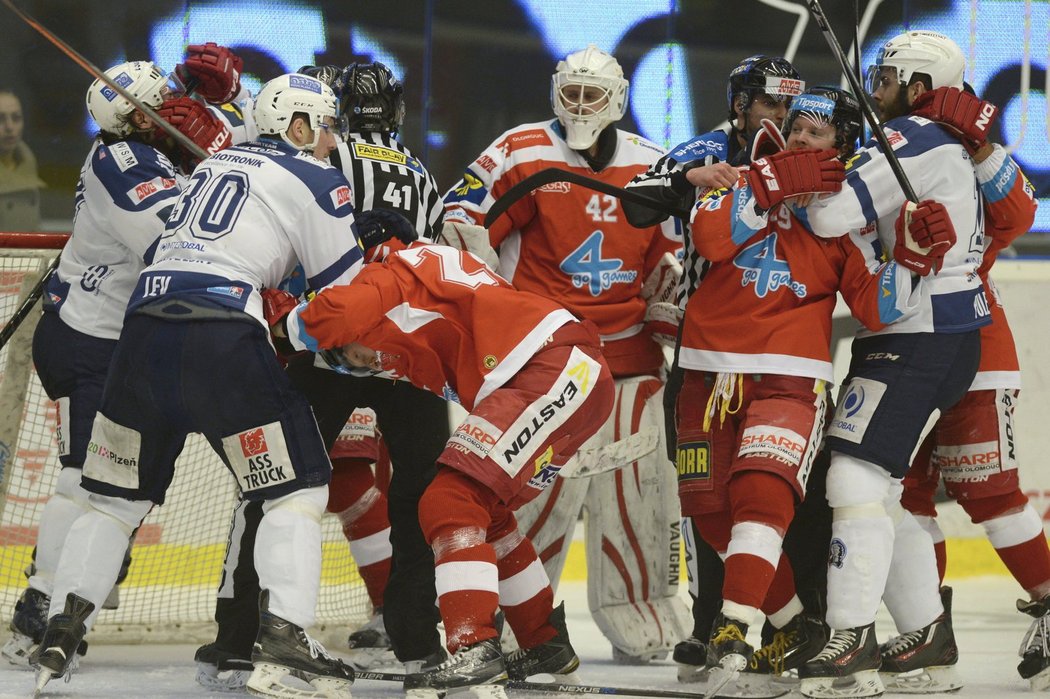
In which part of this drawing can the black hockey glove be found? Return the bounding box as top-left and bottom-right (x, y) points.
(354, 208), (418, 252)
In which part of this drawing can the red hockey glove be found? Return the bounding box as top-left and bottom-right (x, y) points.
(262, 287), (300, 328)
(911, 87), (997, 154)
(177, 42), (243, 104)
(893, 200), (957, 276)
(155, 97), (232, 166)
(745, 147), (844, 211)
(750, 117), (787, 161)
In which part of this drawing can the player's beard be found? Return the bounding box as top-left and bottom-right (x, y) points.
(880, 85), (912, 122)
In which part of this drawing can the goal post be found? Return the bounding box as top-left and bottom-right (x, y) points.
(0, 231), (370, 644)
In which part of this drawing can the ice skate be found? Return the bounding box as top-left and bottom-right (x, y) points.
(195, 641), (253, 692)
(704, 614), (751, 696)
(346, 609), (395, 670)
(738, 612), (828, 693)
(878, 587), (961, 694)
(29, 593), (95, 697)
(799, 623), (883, 698)
(404, 637), (508, 698)
(1017, 594), (1050, 690)
(672, 635), (709, 683)
(505, 603), (580, 682)
(3, 588), (50, 667)
(246, 593), (354, 699)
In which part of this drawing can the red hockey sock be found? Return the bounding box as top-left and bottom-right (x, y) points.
(759, 554), (797, 618)
(489, 506), (555, 649)
(997, 536), (1050, 594)
(329, 457), (391, 610)
(419, 468), (502, 652)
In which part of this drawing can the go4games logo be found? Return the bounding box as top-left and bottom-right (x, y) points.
(560, 231), (637, 297)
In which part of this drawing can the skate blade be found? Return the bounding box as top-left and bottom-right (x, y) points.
(2, 633), (36, 667)
(33, 667), (52, 698)
(800, 669), (884, 698)
(676, 662), (711, 684)
(196, 661), (252, 692)
(880, 665), (963, 694)
(1031, 666), (1050, 692)
(347, 646), (397, 670)
(513, 669), (582, 685)
(246, 662), (353, 698)
(705, 654), (747, 697)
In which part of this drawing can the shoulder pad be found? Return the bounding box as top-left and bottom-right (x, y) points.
(669, 130), (729, 163)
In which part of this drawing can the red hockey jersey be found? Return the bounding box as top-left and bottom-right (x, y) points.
(680, 175), (921, 384)
(296, 244), (577, 409)
(972, 145), (1039, 389)
(443, 120), (681, 376)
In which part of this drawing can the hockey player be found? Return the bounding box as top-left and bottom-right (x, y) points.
(281, 242), (616, 697)
(193, 61), (449, 688)
(895, 85), (1045, 689)
(679, 85), (949, 692)
(30, 72), (363, 699)
(2, 47), (241, 668)
(439, 44), (690, 664)
(797, 31), (991, 698)
(623, 55), (839, 684)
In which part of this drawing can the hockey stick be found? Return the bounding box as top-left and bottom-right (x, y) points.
(0, 0), (209, 352)
(484, 168), (693, 229)
(354, 670), (789, 698)
(805, 0), (918, 202)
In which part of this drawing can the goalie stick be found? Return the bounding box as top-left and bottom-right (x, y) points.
(0, 0), (209, 352)
(484, 168), (693, 229)
(805, 0), (918, 202)
(354, 670), (790, 698)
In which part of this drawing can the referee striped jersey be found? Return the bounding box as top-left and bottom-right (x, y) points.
(329, 131), (443, 241)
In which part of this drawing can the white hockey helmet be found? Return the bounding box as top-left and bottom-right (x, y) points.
(253, 73), (338, 152)
(85, 61), (171, 136)
(866, 30), (965, 94)
(551, 44), (629, 150)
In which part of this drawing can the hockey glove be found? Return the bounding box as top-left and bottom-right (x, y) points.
(355, 208), (418, 252)
(155, 97), (232, 166)
(893, 200), (957, 276)
(911, 86), (997, 154)
(177, 43), (243, 104)
(750, 117), (787, 161)
(438, 220), (500, 272)
(745, 147), (844, 211)
(261, 288), (300, 357)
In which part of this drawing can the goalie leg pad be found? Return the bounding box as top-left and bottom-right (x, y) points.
(582, 377), (689, 659)
(508, 474), (589, 594)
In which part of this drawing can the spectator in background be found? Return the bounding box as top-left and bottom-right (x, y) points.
(0, 89), (45, 231)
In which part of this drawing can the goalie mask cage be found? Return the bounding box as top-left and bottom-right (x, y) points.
(0, 232), (370, 644)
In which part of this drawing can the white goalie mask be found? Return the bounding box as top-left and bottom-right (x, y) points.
(865, 30), (965, 94)
(551, 45), (629, 150)
(85, 61), (171, 137)
(253, 73), (339, 152)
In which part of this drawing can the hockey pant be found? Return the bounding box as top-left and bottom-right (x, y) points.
(902, 388), (1050, 595)
(512, 375), (689, 658)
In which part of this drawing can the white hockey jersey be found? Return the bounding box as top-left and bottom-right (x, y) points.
(801, 115), (990, 335)
(47, 139), (185, 339)
(127, 140), (364, 326)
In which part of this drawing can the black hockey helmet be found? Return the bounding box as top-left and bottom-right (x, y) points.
(297, 64), (344, 90)
(726, 55), (804, 120)
(336, 62), (405, 135)
(783, 85), (863, 156)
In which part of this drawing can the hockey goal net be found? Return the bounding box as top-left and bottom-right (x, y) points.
(0, 232), (370, 643)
